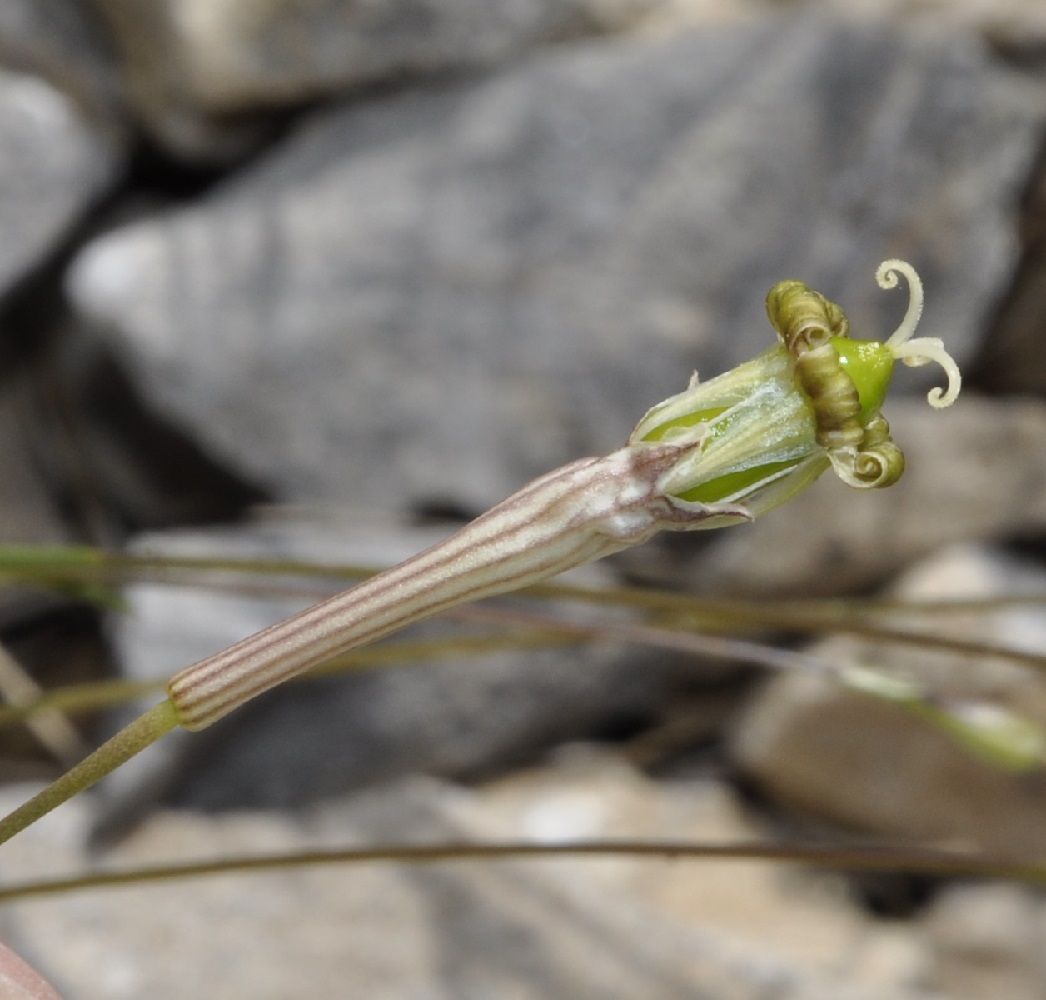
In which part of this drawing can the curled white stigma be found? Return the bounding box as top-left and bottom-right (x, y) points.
(877, 258), (961, 408)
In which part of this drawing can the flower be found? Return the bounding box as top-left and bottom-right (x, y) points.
(167, 257), (965, 731)
(0, 259), (968, 844)
(629, 259), (961, 522)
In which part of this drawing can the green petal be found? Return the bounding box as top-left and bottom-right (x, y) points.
(829, 337), (894, 422)
(675, 458), (801, 503)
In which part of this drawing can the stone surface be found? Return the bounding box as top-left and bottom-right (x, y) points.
(0, 364), (115, 768)
(0, 65), (121, 299)
(658, 397), (1046, 597)
(69, 19), (1042, 517)
(761, 0), (1046, 51)
(85, 0), (1046, 159)
(0, 758), (950, 1000)
(0, 0), (122, 137)
(919, 882), (1046, 1000)
(652, 0), (1046, 49)
(0, 372), (78, 547)
(730, 543), (1046, 854)
(89, 0), (654, 156)
(477, 747), (926, 987)
(973, 147), (1046, 397)
(0, 0), (124, 298)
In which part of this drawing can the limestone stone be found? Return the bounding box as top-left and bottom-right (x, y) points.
(0, 761), (948, 1000)
(919, 882), (1046, 1000)
(0, 66), (120, 297)
(0, 0), (122, 136)
(730, 544), (1046, 855)
(89, 0), (654, 156)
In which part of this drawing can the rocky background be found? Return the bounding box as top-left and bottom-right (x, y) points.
(2, 1), (1046, 997)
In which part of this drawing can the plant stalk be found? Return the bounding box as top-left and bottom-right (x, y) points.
(0, 701), (177, 847)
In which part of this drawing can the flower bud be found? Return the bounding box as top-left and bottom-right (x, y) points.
(628, 260), (961, 522)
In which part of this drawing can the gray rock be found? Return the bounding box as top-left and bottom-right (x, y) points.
(68, 18), (1042, 520)
(98, 0), (652, 111)
(758, 0), (1046, 52)
(0, 0), (125, 297)
(975, 146), (1046, 397)
(730, 543), (1046, 855)
(658, 397), (1046, 597)
(0, 371), (75, 546)
(0, 365), (114, 744)
(90, 0), (654, 157)
(0, 0), (123, 136)
(0, 770), (951, 1000)
(0, 64), (121, 298)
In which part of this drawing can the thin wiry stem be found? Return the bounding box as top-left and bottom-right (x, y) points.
(0, 702), (178, 847)
(6, 542), (1042, 625)
(0, 632), (580, 727)
(1, 838), (1043, 904)
(4, 600), (1044, 770)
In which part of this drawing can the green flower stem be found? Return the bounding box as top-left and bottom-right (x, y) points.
(0, 701), (177, 846)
